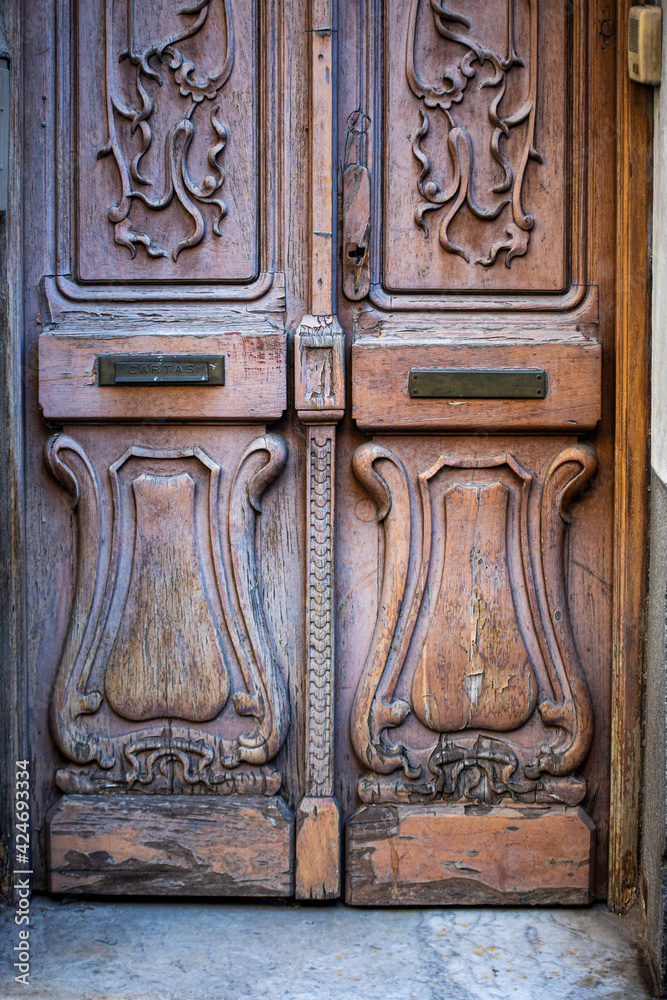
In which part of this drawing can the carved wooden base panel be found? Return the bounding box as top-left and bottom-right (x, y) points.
(344, 433), (600, 904)
(48, 795), (294, 896)
(346, 804), (595, 906)
(349, 436), (597, 810)
(46, 425), (290, 799)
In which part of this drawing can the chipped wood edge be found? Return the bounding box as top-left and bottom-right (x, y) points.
(295, 796), (340, 900)
(609, 0), (653, 914)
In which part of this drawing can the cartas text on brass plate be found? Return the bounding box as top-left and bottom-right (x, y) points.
(408, 369), (548, 400)
(98, 356), (225, 387)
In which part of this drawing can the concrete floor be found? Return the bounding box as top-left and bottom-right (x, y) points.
(0, 897), (654, 1000)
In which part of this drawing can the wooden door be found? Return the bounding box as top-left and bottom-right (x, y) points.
(21, 0), (638, 907)
(336, 0), (617, 905)
(28, 0), (317, 898)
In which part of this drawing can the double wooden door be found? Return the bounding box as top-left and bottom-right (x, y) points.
(26, 0), (620, 904)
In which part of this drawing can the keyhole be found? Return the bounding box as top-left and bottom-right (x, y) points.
(348, 244), (365, 261)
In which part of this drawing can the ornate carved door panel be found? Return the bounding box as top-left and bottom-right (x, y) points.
(337, 0), (615, 904)
(27, 0), (321, 897)
(24, 0), (622, 906)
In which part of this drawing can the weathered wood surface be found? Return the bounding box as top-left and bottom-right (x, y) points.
(15, 0), (645, 911)
(295, 796), (340, 901)
(352, 338), (602, 432)
(336, 0), (621, 902)
(42, 0), (286, 316)
(48, 795), (295, 896)
(0, 5), (24, 904)
(309, 0), (335, 316)
(608, 0), (653, 915)
(338, 0), (591, 314)
(348, 437), (597, 810)
(39, 333), (286, 421)
(19, 0), (310, 895)
(346, 805), (595, 906)
(46, 424), (291, 797)
(292, 2), (343, 903)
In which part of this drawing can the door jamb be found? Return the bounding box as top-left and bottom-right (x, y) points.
(609, 0), (653, 914)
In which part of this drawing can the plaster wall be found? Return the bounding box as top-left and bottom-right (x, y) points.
(643, 5), (667, 991)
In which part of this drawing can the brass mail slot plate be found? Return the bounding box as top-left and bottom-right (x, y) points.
(408, 368), (548, 400)
(98, 355), (224, 387)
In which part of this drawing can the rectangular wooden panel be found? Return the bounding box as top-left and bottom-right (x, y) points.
(75, 0), (258, 284)
(48, 795), (295, 896)
(39, 333), (286, 420)
(346, 805), (595, 905)
(383, 0), (568, 295)
(352, 336), (601, 431)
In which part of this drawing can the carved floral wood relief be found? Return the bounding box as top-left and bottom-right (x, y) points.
(407, 0), (540, 268)
(75, 0), (260, 284)
(45, 432), (289, 796)
(350, 443), (597, 807)
(99, 0), (235, 262)
(380, 0), (569, 296)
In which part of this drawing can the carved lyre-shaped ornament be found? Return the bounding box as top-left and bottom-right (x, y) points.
(45, 432), (289, 796)
(99, 0), (235, 260)
(406, 0), (541, 267)
(351, 442), (597, 807)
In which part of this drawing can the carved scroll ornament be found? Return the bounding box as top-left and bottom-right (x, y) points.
(99, 0), (235, 260)
(351, 442), (597, 808)
(406, 0), (541, 267)
(46, 432), (289, 795)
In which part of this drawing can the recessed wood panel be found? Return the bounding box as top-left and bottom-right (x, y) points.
(45, 425), (290, 799)
(382, 0), (568, 295)
(48, 795), (294, 895)
(75, 0), (258, 284)
(39, 333), (286, 421)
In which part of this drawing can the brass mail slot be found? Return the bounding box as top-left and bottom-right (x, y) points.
(408, 368), (548, 400)
(98, 355), (225, 387)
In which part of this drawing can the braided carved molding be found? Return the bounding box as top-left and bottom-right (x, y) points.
(296, 316), (344, 799)
(306, 429), (335, 796)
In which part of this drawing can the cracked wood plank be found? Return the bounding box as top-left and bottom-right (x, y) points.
(346, 804), (595, 905)
(48, 795), (294, 896)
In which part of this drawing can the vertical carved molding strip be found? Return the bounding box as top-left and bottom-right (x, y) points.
(294, 0), (342, 899)
(307, 429), (335, 797)
(295, 316), (345, 899)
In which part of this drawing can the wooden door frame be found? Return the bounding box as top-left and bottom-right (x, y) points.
(0, 0), (655, 909)
(609, 0), (653, 914)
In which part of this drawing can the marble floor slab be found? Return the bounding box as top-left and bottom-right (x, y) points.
(0, 897), (654, 1000)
